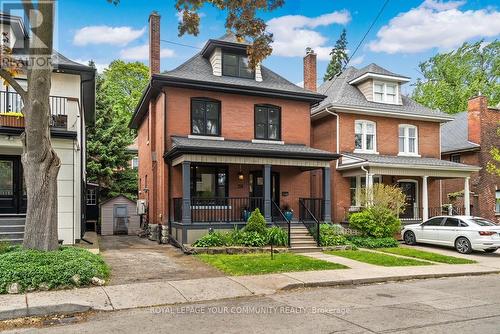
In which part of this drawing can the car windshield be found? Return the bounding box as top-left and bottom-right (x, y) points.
(470, 218), (496, 226)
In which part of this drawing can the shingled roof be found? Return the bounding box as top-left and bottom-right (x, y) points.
(441, 112), (481, 153)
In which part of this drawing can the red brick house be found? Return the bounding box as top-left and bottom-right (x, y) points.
(130, 14), (338, 245)
(305, 51), (480, 224)
(440, 96), (500, 223)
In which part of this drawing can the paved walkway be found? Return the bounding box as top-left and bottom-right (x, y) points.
(99, 236), (223, 285)
(1, 248), (499, 321)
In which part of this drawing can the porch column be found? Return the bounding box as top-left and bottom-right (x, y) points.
(181, 161), (191, 224)
(322, 167), (332, 222)
(263, 164), (272, 222)
(422, 176), (429, 221)
(464, 177), (470, 216)
(367, 173), (374, 206)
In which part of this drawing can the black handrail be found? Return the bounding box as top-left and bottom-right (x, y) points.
(299, 199), (320, 247)
(271, 201), (290, 248)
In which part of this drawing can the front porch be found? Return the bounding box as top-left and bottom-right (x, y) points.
(165, 136), (339, 245)
(338, 153), (481, 223)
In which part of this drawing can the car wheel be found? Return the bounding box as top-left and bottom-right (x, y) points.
(484, 249), (497, 253)
(404, 231), (416, 245)
(455, 237), (473, 254)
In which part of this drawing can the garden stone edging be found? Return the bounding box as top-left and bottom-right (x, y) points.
(184, 245), (289, 255)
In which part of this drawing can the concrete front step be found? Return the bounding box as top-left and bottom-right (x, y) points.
(290, 235), (316, 241)
(0, 225), (25, 232)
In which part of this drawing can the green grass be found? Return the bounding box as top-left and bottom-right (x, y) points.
(0, 246), (110, 294)
(196, 253), (348, 276)
(378, 247), (477, 264)
(325, 250), (434, 267)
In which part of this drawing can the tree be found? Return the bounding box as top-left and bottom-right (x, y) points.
(487, 124), (500, 176)
(0, 2), (60, 250)
(412, 41), (500, 114)
(323, 29), (348, 81)
(86, 61), (148, 200)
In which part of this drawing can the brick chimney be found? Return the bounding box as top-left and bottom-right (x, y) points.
(303, 48), (317, 92)
(467, 94), (488, 144)
(149, 11), (161, 76)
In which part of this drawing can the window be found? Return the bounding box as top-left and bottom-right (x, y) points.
(191, 165), (228, 199)
(450, 154), (461, 163)
(443, 218), (460, 227)
(349, 175), (381, 207)
(86, 188), (96, 205)
(355, 120), (376, 152)
(191, 98), (221, 136)
(423, 217), (444, 226)
(222, 53), (254, 79)
(399, 125), (418, 155)
(255, 105), (281, 140)
(131, 157), (139, 169)
(373, 81), (398, 104)
(497, 190), (500, 213)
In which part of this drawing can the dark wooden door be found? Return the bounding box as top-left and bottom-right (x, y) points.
(398, 181), (417, 219)
(249, 171), (280, 210)
(0, 156), (25, 214)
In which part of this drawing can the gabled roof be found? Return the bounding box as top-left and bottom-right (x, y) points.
(441, 112), (481, 154)
(348, 63), (410, 84)
(312, 66), (452, 122)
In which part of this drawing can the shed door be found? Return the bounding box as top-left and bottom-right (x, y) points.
(113, 205), (129, 235)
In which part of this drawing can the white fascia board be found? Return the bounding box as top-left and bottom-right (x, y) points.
(348, 73), (411, 85)
(337, 161), (482, 172)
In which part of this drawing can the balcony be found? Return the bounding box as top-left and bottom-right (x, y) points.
(0, 90), (70, 130)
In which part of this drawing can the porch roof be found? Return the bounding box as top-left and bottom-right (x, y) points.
(165, 136), (339, 167)
(338, 152), (481, 178)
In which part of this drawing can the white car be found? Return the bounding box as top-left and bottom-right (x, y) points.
(402, 216), (500, 254)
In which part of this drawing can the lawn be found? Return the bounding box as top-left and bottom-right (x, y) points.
(196, 253), (348, 276)
(325, 250), (434, 267)
(378, 247), (477, 264)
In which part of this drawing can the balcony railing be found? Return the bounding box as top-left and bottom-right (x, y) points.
(0, 90), (68, 129)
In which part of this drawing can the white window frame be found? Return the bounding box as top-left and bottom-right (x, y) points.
(350, 175), (381, 207)
(131, 157), (139, 169)
(354, 120), (377, 154)
(373, 81), (399, 104)
(398, 124), (420, 156)
(86, 188), (96, 205)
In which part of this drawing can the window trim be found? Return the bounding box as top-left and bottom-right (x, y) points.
(221, 52), (255, 79)
(350, 175), (382, 207)
(86, 188), (97, 205)
(354, 120), (377, 153)
(190, 97), (222, 137)
(450, 154), (461, 164)
(372, 80), (399, 104)
(398, 124), (420, 156)
(254, 104), (282, 141)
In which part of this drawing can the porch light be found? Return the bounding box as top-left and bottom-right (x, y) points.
(238, 171), (244, 181)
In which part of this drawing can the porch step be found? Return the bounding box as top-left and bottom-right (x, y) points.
(288, 222), (321, 253)
(0, 217), (25, 243)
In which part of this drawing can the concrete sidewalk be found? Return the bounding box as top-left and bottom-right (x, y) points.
(1, 256), (499, 321)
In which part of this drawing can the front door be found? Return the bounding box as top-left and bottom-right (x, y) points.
(113, 205), (129, 235)
(0, 156), (26, 214)
(398, 181), (417, 219)
(249, 171), (280, 211)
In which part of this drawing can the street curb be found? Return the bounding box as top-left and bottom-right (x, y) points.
(279, 270), (500, 290)
(0, 304), (90, 321)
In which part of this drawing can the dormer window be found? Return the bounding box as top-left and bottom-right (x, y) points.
(222, 53), (254, 79)
(373, 81), (398, 104)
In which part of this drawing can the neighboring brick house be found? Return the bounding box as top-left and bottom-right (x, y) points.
(305, 51), (480, 224)
(130, 13), (338, 245)
(441, 96), (500, 223)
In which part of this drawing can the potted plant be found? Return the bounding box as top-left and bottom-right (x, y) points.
(241, 206), (251, 222)
(0, 112), (24, 128)
(282, 204), (294, 221)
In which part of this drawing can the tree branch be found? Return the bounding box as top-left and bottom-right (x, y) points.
(0, 68), (27, 101)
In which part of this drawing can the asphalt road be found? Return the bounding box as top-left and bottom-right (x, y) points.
(5, 274), (500, 334)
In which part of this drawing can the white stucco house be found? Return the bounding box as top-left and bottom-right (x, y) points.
(0, 13), (95, 244)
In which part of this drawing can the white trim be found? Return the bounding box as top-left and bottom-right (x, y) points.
(349, 72), (410, 85)
(188, 135), (225, 141)
(354, 120), (377, 153)
(251, 139), (284, 145)
(312, 104), (453, 123)
(398, 124), (419, 155)
(372, 80), (400, 105)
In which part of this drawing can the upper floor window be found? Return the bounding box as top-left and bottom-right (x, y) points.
(191, 98), (221, 136)
(373, 81), (398, 104)
(355, 120), (376, 153)
(450, 154), (461, 163)
(131, 157), (139, 169)
(255, 105), (281, 140)
(398, 124), (418, 155)
(222, 53), (254, 79)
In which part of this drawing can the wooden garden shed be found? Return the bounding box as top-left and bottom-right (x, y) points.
(99, 195), (140, 236)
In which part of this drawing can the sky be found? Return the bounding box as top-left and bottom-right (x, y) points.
(55, 0), (500, 94)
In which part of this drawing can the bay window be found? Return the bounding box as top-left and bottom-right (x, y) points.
(398, 124), (418, 155)
(191, 98), (221, 136)
(373, 81), (398, 104)
(355, 120), (376, 153)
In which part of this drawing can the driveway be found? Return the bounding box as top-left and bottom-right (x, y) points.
(99, 236), (223, 285)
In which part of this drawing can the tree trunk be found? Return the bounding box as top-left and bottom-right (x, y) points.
(21, 1), (60, 251)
